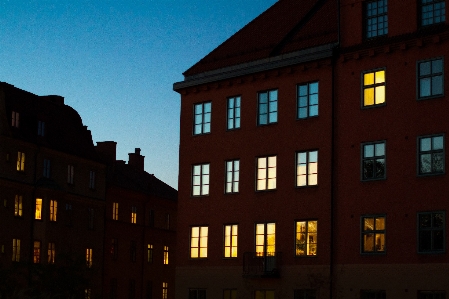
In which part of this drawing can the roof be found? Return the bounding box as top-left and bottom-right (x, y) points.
(183, 0), (338, 77)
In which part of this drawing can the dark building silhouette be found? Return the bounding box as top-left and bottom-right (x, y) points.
(174, 0), (449, 298)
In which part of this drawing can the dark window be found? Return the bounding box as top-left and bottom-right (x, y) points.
(360, 290), (386, 299)
(365, 0), (388, 38)
(223, 289), (237, 299)
(130, 241), (136, 262)
(418, 135), (444, 175)
(189, 289), (206, 299)
(418, 211), (445, 253)
(257, 90), (277, 125)
(418, 58), (443, 99)
(110, 278), (117, 299)
(149, 210), (155, 227)
(38, 120), (45, 136)
(111, 238), (118, 260)
(43, 159), (51, 178)
(362, 141), (386, 180)
(194, 102), (211, 135)
(297, 82), (318, 119)
(361, 215), (386, 253)
(294, 289), (316, 299)
(129, 279), (135, 299)
(227, 96), (241, 130)
(146, 281), (153, 299)
(421, 0), (446, 26)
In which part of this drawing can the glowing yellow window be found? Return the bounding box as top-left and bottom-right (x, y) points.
(35, 198), (42, 220)
(131, 206), (137, 224)
(190, 226), (208, 258)
(112, 202), (118, 220)
(86, 248), (93, 268)
(48, 242), (55, 264)
(14, 195), (23, 217)
(363, 69), (386, 107)
(163, 246), (169, 264)
(49, 200), (57, 222)
(224, 224), (238, 258)
(33, 241), (41, 263)
(16, 151), (25, 171)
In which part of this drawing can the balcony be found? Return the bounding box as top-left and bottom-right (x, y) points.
(242, 252), (282, 278)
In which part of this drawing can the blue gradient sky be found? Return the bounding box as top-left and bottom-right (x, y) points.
(0, 0), (277, 189)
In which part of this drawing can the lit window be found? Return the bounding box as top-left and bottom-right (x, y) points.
(190, 226), (208, 258)
(418, 290), (446, 299)
(193, 102), (211, 135)
(361, 215), (386, 253)
(418, 211), (445, 253)
(130, 241), (136, 262)
(33, 241), (41, 263)
(296, 151), (318, 186)
(111, 238), (118, 260)
(365, 0), (388, 38)
(35, 198), (42, 220)
(89, 170), (96, 189)
(418, 135), (444, 175)
(362, 141), (386, 180)
(224, 224), (238, 258)
(38, 120), (45, 136)
(88, 208), (94, 230)
(163, 246), (169, 264)
(297, 82), (318, 119)
(225, 160), (239, 193)
(189, 289), (206, 299)
(49, 200), (57, 222)
(14, 195), (22, 217)
(255, 290), (275, 299)
(48, 242), (55, 264)
(84, 288), (91, 299)
(223, 289), (237, 299)
(16, 152), (25, 171)
(295, 220), (317, 256)
(11, 111), (19, 128)
(86, 248), (93, 268)
(192, 163), (210, 196)
(360, 290), (386, 299)
(67, 165), (74, 184)
(131, 206), (137, 224)
(255, 223), (275, 257)
(12, 239), (20, 262)
(258, 89), (277, 125)
(112, 202), (119, 220)
(147, 244), (153, 263)
(43, 159), (51, 178)
(227, 96), (241, 130)
(294, 289), (316, 299)
(162, 282), (168, 299)
(418, 58), (443, 99)
(363, 69), (386, 107)
(421, 0), (446, 26)
(256, 156), (276, 191)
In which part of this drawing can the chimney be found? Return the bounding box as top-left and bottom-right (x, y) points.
(96, 141), (117, 164)
(128, 148), (145, 172)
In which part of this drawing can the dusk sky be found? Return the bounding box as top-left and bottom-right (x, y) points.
(0, 0), (277, 189)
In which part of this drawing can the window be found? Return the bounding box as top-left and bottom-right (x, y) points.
(130, 241), (136, 262)
(418, 58), (443, 99)
(85, 289), (91, 299)
(166, 213), (170, 230)
(88, 208), (94, 230)
(162, 282), (168, 299)
(360, 290), (386, 299)
(256, 156), (276, 191)
(48, 242), (55, 264)
(67, 164), (74, 184)
(35, 198), (42, 220)
(255, 290), (275, 299)
(365, 0), (388, 38)
(129, 280), (136, 299)
(33, 241), (41, 264)
(89, 170), (96, 189)
(111, 279), (118, 299)
(111, 238), (118, 260)
(294, 290), (316, 299)
(295, 220), (317, 256)
(418, 211), (445, 253)
(190, 226), (208, 258)
(66, 203), (73, 226)
(193, 102), (211, 135)
(192, 163), (210, 196)
(12, 239), (20, 262)
(227, 96), (241, 130)
(17, 151), (25, 171)
(361, 215), (386, 253)
(50, 200), (57, 222)
(296, 150), (318, 186)
(418, 134), (444, 175)
(255, 223), (275, 257)
(149, 210), (155, 227)
(147, 244), (153, 263)
(225, 160), (239, 193)
(223, 289), (237, 299)
(363, 69), (386, 107)
(362, 141), (386, 180)
(224, 224), (238, 258)
(258, 90), (277, 125)
(11, 111), (19, 128)
(146, 281), (153, 299)
(113, 202), (119, 220)
(14, 195), (22, 217)
(43, 159), (51, 178)
(189, 289), (206, 299)
(163, 246), (169, 264)
(297, 82), (318, 119)
(131, 206), (137, 224)
(418, 290), (446, 299)
(421, 0), (446, 26)
(86, 248), (93, 268)
(38, 120), (45, 136)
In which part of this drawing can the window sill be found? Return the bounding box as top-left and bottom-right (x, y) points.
(361, 103), (387, 110)
(361, 177), (386, 182)
(295, 184), (318, 189)
(417, 94), (444, 101)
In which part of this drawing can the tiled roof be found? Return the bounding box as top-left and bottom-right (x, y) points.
(183, 0), (338, 77)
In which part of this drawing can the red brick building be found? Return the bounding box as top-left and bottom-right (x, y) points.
(174, 0), (449, 298)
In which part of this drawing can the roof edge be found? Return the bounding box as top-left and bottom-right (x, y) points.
(173, 42), (338, 91)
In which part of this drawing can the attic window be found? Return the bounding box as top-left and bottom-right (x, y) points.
(11, 111), (19, 128)
(38, 121), (45, 136)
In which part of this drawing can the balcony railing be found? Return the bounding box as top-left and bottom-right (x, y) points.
(242, 252), (282, 278)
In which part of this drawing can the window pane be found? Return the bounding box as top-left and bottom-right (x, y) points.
(364, 88), (375, 106)
(433, 136), (444, 150)
(420, 137), (432, 151)
(432, 75), (443, 95)
(375, 70), (385, 83)
(375, 86), (385, 104)
(364, 73), (374, 85)
(364, 144), (374, 158)
(420, 78), (431, 97)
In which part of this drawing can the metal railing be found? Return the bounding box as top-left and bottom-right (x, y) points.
(242, 252), (281, 278)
